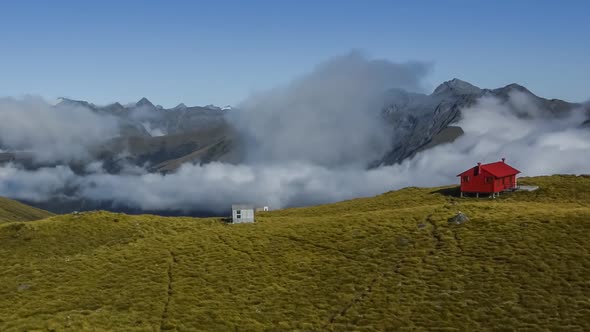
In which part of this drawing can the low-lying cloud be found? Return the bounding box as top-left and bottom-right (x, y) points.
(413, 94), (590, 177)
(232, 51), (432, 167)
(0, 53), (589, 214)
(0, 96), (119, 162)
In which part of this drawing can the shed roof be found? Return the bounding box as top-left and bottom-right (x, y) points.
(232, 204), (254, 210)
(457, 161), (521, 178)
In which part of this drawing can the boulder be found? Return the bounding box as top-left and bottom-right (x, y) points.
(449, 212), (469, 225)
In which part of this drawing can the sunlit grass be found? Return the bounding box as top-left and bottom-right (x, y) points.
(0, 197), (53, 223)
(0, 175), (588, 331)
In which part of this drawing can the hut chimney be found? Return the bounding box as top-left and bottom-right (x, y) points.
(477, 162), (482, 175)
(502, 158), (506, 163)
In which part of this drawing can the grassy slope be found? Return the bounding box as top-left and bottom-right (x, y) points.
(0, 197), (53, 223)
(0, 175), (589, 331)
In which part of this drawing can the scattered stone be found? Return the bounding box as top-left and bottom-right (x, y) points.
(517, 185), (539, 192)
(396, 236), (410, 247)
(417, 223), (426, 229)
(449, 211), (469, 225)
(17, 283), (30, 291)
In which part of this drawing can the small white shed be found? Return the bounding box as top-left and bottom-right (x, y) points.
(231, 204), (255, 223)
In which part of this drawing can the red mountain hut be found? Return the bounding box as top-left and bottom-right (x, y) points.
(457, 158), (520, 198)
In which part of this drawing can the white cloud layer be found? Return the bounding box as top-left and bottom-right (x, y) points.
(0, 96), (119, 162)
(232, 51), (432, 167)
(1, 93), (588, 213)
(0, 54), (588, 214)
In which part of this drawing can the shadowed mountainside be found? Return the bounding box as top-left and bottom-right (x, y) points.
(376, 79), (582, 165)
(1, 80), (583, 174)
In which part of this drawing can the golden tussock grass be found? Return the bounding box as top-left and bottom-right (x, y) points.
(0, 175), (589, 331)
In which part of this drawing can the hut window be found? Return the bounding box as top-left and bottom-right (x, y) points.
(486, 177), (493, 183)
(462, 176), (469, 183)
(236, 210), (241, 218)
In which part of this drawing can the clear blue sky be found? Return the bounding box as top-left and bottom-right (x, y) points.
(1, 0), (588, 107)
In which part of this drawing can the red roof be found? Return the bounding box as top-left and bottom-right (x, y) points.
(482, 161), (520, 177)
(457, 161), (521, 178)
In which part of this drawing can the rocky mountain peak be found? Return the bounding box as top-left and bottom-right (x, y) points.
(55, 97), (96, 110)
(136, 97), (155, 108)
(432, 78), (482, 96)
(204, 104), (222, 111)
(103, 102), (126, 113)
(493, 83), (533, 95)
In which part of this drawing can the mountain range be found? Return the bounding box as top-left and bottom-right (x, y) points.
(1, 79), (586, 175)
(0, 96), (239, 173)
(0, 79), (588, 214)
(376, 79), (584, 165)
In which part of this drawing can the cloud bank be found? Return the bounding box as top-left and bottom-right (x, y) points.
(232, 51), (432, 167)
(0, 96), (119, 162)
(0, 53), (589, 214)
